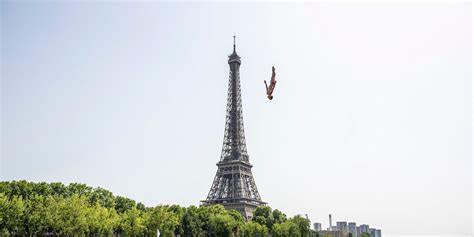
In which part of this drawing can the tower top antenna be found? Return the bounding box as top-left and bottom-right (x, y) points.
(233, 34), (236, 52)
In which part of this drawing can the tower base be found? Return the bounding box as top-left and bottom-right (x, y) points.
(201, 198), (266, 220)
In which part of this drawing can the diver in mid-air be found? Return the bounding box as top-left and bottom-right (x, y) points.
(264, 66), (277, 100)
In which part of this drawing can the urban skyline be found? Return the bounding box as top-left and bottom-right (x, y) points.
(313, 214), (382, 237)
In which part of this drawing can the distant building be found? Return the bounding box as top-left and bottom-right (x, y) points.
(313, 223), (322, 231)
(316, 215), (381, 237)
(360, 224), (370, 234)
(368, 228), (382, 237)
(348, 222), (357, 237)
(329, 214), (333, 230)
(370, 228), (376, 237)
(336, 222), (348, 232)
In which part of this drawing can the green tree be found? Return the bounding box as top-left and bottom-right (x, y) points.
(120, 207), (146, 236)
(145, 206), (180, 237)
(24, 194), (51, 235)
(252, 206), (274, 230)
(241, 221), (268, 237)
(32, 182), (53, 196)
(290, 215), (310, 237)
(89, 187), (116, 209)
(0, 181), (322, 237)
(209, 213), (240, 237)
(115, 196), (136, 213)
(272, 220), (300, 237)
(197, 204), (226, 234)
(136, 202), (146, 211)
(168, 204), (186, 235)
(55, 194), (89, 235)
(361, 233), (371, 237)
(67, 183), (92, 197)
(49, 182), (67, 196)
(226, 209), (244, 234)
(0, 193), (25, 235)
(8, 180), (33, 199)
(272, 209), (287, 224)
(86, 203), (119, 235)
(182, 206), (204, 237)
(309, 230), (320, 237)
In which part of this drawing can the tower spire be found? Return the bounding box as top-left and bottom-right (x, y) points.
(233, 34), (236, 53)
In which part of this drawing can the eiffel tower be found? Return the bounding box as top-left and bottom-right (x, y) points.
(201, 36), (266, 219)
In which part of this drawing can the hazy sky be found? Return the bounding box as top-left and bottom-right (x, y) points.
(1, 2), (471, 236)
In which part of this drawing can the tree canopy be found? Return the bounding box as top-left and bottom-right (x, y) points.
(0, 180), (311, 237)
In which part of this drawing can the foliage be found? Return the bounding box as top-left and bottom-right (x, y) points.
(89, 187), (116, 209)
(115, 195), (136, 213)
(145, 205), (180, 237)
(361, 233), (371, 237)
(252, 205), (293, 236)
(0, 180), (312, 237)
(272, 220), (301, 237)
(120, 207), (146, 236)
(309, 230), (320, 237)
(86, 202), (119, 235)
(272, 209), (287, 224)
(241, 221), (268, 237)
(0, 193), (25, 235)
(182, 205), (205, 237)
(253, 206), (274, 229)
(208, 214), (237, 236)
(289, 215), (311, 237)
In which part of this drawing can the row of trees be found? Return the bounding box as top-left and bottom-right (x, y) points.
(0, 180), (312, 236)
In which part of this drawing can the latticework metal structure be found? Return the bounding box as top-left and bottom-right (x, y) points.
(201, 37), (266, 219)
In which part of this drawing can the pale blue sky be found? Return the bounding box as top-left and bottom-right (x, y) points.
(1, 2), (471, 235)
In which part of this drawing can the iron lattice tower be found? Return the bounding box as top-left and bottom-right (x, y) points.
(202, 36), (266, 219)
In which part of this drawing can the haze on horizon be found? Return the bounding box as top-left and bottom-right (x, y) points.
(1, 2), (471, 236)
